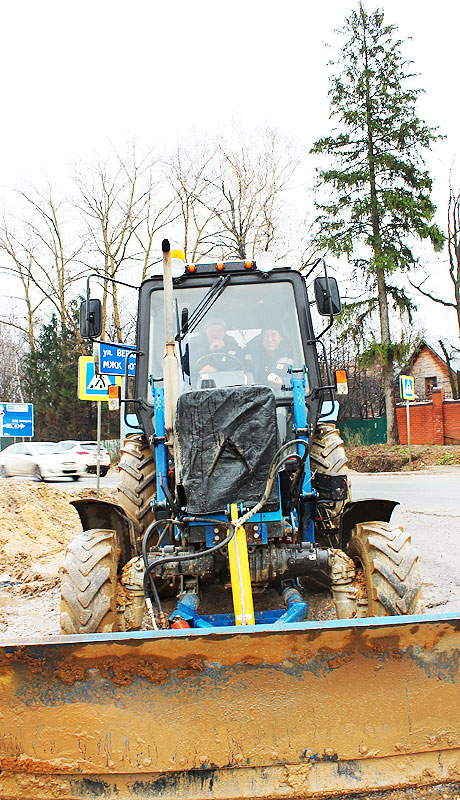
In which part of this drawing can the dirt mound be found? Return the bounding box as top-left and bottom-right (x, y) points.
(0, 480), (117, 577)
(0, 479), (80, 568)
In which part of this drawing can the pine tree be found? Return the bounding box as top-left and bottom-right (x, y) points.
(311, 3), (444, 443)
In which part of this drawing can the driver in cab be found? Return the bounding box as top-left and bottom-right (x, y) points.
(192, 318), (242, 376)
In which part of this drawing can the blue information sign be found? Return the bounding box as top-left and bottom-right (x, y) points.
(99, 342), (136, 376)
(0, 403), (34, 437)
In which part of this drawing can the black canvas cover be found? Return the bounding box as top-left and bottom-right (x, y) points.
(174, 386), (279, 514)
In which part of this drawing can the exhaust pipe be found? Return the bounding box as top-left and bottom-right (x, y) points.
(162, 239), (178, 443)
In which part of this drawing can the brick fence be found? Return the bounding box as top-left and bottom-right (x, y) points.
(397, 387), (460, 445)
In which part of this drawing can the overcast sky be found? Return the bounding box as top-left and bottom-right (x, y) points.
(1, 0), (459, 342)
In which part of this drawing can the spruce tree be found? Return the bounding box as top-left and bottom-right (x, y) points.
(311, 3), (444, 443)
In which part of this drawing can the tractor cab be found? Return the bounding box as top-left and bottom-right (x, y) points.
(135, 261), (331, 447)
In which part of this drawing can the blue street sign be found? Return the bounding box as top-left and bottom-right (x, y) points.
(99, 342), (136, 376)
(0, 403), (34, 437)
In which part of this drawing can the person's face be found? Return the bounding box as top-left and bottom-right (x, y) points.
(263, 329), (282, 352)
(205, 323), (225, 347)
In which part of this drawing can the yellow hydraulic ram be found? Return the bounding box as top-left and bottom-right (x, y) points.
(228, 503), (255, 625)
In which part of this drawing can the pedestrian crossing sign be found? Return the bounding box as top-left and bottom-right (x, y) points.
(399, 374), (415, 401)
(78, 356), (121, 401)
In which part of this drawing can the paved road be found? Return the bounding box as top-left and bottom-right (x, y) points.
(350, 470), (460, 515)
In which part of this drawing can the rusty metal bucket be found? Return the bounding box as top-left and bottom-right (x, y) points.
(1, 612), (459, 800)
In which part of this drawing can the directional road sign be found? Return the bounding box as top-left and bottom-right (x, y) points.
(78, 357), (121, 401)
(399, 374), (415, 401)
(99, 342), (136, 376)
(0, 403), (34, 437)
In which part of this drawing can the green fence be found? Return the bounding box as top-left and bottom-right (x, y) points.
(338, 417), (387, 446)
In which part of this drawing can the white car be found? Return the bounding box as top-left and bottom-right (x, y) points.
(0, 442), (82, 481)
(57, 440), (111, 476)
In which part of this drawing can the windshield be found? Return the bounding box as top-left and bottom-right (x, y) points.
(148, 280), (307, 399)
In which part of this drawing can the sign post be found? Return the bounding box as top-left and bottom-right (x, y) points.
(399, 375), (415, 467)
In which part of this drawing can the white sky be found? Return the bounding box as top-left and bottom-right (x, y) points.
(1, 0), (459, 343)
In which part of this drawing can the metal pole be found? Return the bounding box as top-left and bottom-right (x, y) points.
(96, 401), (101, 497)
(406, 399), (412, 467)
(162, 239), (178, 443)
(120, 375), (126, 448)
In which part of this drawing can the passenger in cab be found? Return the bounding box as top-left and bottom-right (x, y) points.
(245, 327), (293, 390)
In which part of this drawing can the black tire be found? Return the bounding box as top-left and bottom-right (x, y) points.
(34, 465), (44, 482)
(100, 466), (109, 477)
(71, 475), (80, 481)
(117, 433), (156, 536)
(117, 433), (174, 598)
(310, 422), (350, 516)
(60, 529), (118, 634)
(0, 465), (8, 478)
(302, 423), (350, 591)
(347, 521), (424, 616)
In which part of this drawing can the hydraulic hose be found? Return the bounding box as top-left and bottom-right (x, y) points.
(142, 439), (309, 624)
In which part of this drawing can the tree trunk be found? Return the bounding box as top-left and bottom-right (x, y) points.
(362, 16), (399, 445)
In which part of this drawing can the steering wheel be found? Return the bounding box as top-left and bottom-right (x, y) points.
(195, 351), (245, 373)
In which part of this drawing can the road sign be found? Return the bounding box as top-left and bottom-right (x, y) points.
(399, 374), (415, 401)
(99, 342), (136, 376)
(0, 402), (34, 437)
(78, 357), (121, 401)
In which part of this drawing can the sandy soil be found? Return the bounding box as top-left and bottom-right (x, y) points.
(0, 480), (116, 639)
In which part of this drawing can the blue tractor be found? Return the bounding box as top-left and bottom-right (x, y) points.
(61, 241), (424, 634)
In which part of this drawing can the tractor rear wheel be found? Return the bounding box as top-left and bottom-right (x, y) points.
(60, 529), (118, 634)
(303, 423), (350, 590)
(309, 422), (350, 517)
(117, 433), (173, 598)
(117, 433), (156, 538)
(346, 520), (424, 616)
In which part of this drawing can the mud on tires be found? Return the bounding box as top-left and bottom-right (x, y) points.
(347, 520), (424, 616)
(60, 529), (118, 634)
(117, 433), (156, 536)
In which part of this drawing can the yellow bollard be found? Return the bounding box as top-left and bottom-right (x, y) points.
(228, 504), (255, 625)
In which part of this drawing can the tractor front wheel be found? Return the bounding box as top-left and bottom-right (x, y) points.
(60, 529), (118, 634)
(346, 520), (424, 616)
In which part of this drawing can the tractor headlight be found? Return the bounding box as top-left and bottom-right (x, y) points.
(255, 252), (276, 273)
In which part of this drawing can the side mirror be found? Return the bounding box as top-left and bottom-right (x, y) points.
(314, 277), (341, 316)
(80, 299), (102, 339)
(181, 307), (189, 335)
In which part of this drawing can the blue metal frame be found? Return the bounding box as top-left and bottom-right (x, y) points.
(291, 368), (315, 542)
(150, 380), (168, 509)
(169, 587), (308, 628)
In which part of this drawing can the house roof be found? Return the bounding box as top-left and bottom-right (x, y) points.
(403, 339), (460, 374)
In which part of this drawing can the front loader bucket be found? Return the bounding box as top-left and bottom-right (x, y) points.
(1, 613), (460, 800)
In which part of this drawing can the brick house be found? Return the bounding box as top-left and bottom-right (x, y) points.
(399, 340), (458, 400)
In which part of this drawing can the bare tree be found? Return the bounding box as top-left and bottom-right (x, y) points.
(75, 144), (178, 340)
(0, 323), (26, 401)
(195, 129), (298, 260)
(0, 187), (85, 348)
(168, 145), (219, 263)
(410, 184), (460, 335)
